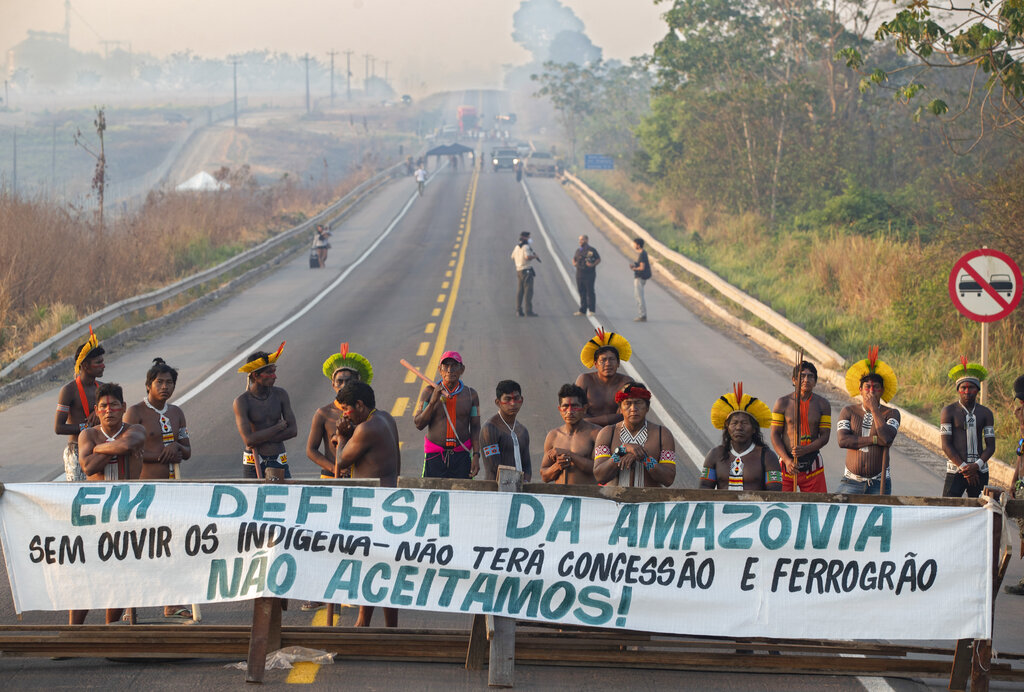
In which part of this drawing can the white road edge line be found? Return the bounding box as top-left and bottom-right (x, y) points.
(520, 179), (704, 470)
(49, 184), (422, 482)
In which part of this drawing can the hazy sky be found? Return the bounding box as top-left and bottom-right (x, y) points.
(2, 0), (668, 89)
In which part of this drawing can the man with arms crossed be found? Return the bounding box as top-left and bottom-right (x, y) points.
(593, 383), (676, 487)
(940, 357), (996, 498)
(307, 344), (373, 479)
(334, 381), (401, 626)
(771, 361), (831, 492)
(836, 347), (901, 495)
(541, 384), (600, 485)
(702, 383), (782, 491)
(72, 382), (146, 624)
(233, 343), (298, 480)
(574, 329), (634, 427)
(55, 327), (105, 481)
(480, 380), (532, 481)
(414, 351), (481, 478)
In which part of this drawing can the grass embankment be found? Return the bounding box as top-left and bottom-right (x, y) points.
(581, 170), (1024, 462)
(0, 166), (376, 373)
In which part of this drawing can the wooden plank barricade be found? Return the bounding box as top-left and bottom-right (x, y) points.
(1, 480), (1024, 688)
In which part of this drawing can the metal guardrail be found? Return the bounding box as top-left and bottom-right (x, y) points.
(0, 161), (403, 380)
(562, 171), (1016, 486)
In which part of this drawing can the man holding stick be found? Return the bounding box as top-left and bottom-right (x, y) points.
(411, 351), (481, 479)
(836, 347), (901, 495)
(233, 344), (297, 480)
(770, 360), (831, 493)
(334, 381), (400, 626)
(55, 327), (105, 482)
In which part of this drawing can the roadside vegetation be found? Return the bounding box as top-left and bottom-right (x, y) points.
(534, 0), (1024, 461)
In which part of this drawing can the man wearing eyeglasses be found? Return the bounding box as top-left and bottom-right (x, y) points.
(480, 380), (532, 481)
(541, 384), (600, 485)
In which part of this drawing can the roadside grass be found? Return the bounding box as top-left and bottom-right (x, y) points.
(0, 165), (374, 370)
(581, 170), (1024, 463)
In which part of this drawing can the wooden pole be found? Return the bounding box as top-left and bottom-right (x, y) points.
(790, 349), (804, 492)
(172, 461), (201, 623)
(489, 465), (523, 687)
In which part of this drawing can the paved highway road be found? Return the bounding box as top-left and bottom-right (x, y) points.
(0, 93), (1021, 690)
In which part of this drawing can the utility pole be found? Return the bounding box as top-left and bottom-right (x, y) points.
(231, 58), (240, 127)
(344, 50), (353, 101)
(384, 60), (390, 86)
(52, 123), (57, 189)
(4, 79), (9, 110)
(11, 127), (16, 197)
(303, 53), (311, 113)
(327, 50), (337, 106)
(363, 53), (372, 92)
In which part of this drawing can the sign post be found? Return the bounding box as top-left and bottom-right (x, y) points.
(948, 248), (1022, 404)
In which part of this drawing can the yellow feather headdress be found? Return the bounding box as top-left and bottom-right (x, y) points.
(322, 342), (373, 384)
(845, 345), (898, 401)
(238, 342), (285, 374)
(74, 326), (101, 376)
(580, 327), (632, 369)
(710, 382), (772, 430)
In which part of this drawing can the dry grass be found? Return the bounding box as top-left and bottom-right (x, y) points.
(0, 166), (374, 367)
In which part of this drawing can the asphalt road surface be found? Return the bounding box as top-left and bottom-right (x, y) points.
(0, 93), (1021, 690)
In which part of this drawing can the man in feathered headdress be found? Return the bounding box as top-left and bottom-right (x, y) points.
(593, 383), (677, 487)
(701, 383), (782, 491)
(836, 346), (901, 495)
(1005, 375), (1024, 596)
(232, 343), (297, 480)
(55, 326), (106, 482)
(770, 360), (831, 493)
(574, 328), (634, 426)
(939, 357), (996, 498)
(307, 343), (374, 480)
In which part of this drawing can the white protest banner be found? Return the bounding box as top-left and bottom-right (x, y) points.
(0, 483), (992, 640)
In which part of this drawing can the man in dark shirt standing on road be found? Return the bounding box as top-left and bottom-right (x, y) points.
(573, 234), (601, 316)
(629, 237), (652, 322)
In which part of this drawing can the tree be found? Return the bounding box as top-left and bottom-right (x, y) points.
(532, 61), (598, 164)
(74, 107), (107, 233)
(842, 1), (1024, 144)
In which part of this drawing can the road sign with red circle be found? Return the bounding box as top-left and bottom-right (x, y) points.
(948, 249), (1022, 323)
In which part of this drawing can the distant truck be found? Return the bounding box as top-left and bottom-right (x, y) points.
(457, 106), (478, 135)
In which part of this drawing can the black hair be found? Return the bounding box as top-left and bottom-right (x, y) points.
(336, 381), (375, 409)
(859, 372), (884, 387)
(496, 380), (521, 398)
(633, 237), (645, 247)
(793, 361), (818, 380)
(97, 382), (125, 404)
(621, 382), (650, 399)
(1014, 374), (1024, 400)
(557, 383), (587, 405)
(594, 346), (620, 361)
(146, 358), (179, 387)
(245, 350), (272, 378)
(75, 342), (105, 363)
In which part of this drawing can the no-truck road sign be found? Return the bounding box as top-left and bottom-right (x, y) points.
(948, 248), (1022, 323)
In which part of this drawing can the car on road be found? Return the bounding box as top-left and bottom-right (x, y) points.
(525, 151), (557, 177)
(492, 148), (520, 171)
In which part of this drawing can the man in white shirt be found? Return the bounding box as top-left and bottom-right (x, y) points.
(511, 231), (540, 317)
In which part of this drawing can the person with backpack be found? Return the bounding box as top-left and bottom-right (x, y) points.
(629, 237), (652, 322)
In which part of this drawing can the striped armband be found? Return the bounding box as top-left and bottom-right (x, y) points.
(886, 417), (900, 430)
(178, 428), (190, 440)
(818, 415), (831, 429)
(766, 469), (783, 484)
(482, 444), (500, 457)
(594, 444), (611, 460)
(659, 449), (676, 465)
(770, 412), (785, 427)
(983, 426), (995, 438)
(700, 467), (716, 481)
(56, 404), (70, 413)
(836, 420), (851, 431)
(939, 423), (952, 436)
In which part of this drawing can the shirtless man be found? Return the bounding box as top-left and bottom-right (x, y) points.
(574, 329), (634, 427)
(541, 384), (600, 484)
(1004, 375), (1024, 595)
(233, 344), (298, 480)
(307, 344), (373, 479)
(702, 384), (782, 491)
(940, 358), (995, 498)
(480, 380), (532, 481)
(125, 358), (191, 481)
(72, 382), (146, 624)
(836, 349), (901, 495)
(334, 381), (400, 627)
(770, 361), (831, 493)
(55, 328), (105, 481)
(413, 351), (481, 479)
(593, 383), (676, 487)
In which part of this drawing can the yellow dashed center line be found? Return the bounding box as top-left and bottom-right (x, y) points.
(441, 282), (450, 290)
(416, 342), (429, 356)
(391, 397), (410, 417)
(287, 661), (322, 683)
(425, 322), (436, 334)
(445, 270), (453, 278)
(431, 308), (441, 317)
(436, 294), (446, 302)
(404, 370), (417, 384)
(448, 260), (455, 267)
